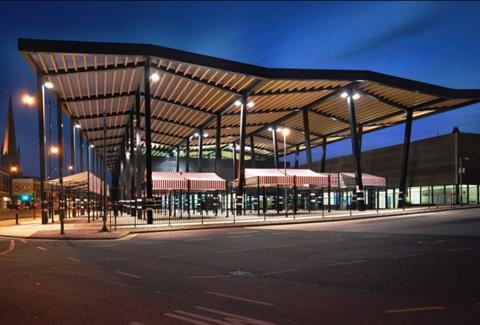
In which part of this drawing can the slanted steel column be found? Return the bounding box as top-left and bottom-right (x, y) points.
(358, 125), (363, 160)
(302, 107), (312, 169)
(295, 145), (300, 169)
(236, 94), (248, 215)
(129, 107), (135, 214)
(232, 142), (237, 176)
(185, 137), (190, 172)
(70, 117), (75, 174)
(198, 131), (203, 172)
(397, 110), (413, 208)
(215, 113), (221, 172)
(176, 145), (180, 172)
(320, 136), (327, 172)
(37, 73), (48, 224)
(57, 101), (65, 234)
(143, 57), (154, 224)
(86, 140), (90, 222)
(101, 113), (108, 231)
(346, 90), (365, 211)
(79, 134), (84, 171)
(250, 135), (256, 168)
(272, 126), (279, 169)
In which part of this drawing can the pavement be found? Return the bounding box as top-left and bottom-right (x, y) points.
(0, 208), (479, 324)
(0, 205), (477, 240)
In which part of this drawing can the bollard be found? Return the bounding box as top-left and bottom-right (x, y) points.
(16, 212), (19, 225)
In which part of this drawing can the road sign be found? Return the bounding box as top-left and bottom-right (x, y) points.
(12, 178), (34, 196)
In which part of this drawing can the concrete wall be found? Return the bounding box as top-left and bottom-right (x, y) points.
(304, 132), (480, 187)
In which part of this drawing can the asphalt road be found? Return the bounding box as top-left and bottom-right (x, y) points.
(1, 208), (480, 325)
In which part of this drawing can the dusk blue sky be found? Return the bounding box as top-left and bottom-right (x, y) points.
(0, 1), (479, 176)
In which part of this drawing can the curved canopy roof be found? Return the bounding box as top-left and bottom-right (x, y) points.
(19, 38), (480, 169)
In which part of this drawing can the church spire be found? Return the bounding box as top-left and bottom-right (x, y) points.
(2, 95), (21, 173)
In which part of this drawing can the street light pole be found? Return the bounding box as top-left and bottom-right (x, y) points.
(56, 101), (64, 235)
(101, 113), (108, 232)
(458, 156), (469, 206)
(279, 127), (289, 218)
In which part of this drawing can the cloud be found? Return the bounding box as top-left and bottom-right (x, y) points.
(337, 13), (440, 60)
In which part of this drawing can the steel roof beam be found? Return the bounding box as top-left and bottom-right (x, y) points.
(252, 86), (341, 96)
(42, 61), (141, 76)
(151, 63), (240, 95)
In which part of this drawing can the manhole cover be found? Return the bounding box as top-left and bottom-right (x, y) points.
(229, 270), (254, 277)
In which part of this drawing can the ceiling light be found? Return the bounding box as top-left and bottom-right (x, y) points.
(234, 100), (242, 107)
(352, 93), (361, 100)
(203, 133), (208, 138)
(74, 123), (81, 129)
(150, 72), (160, 82)
(43, 81), (54, 89)
(268, 127), (273, 132)
(90, 144), (94, 148)
(340, 92), (349, 98)
(247, 101), (255, 108)
(194, 132), (199, 137)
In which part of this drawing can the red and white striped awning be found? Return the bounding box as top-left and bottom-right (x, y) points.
(244, 169), (294, 187)
(47, 171), (108, 195)
(152, 172), (188, 191)
(339, 173), (387, 188)
(183, 173), (226, 191)
(285, 169), (329, 187)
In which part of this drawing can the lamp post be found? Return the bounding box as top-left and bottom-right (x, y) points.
(278, 128), (290, 218)
(458, 156), (469, 206)
(21, 80), (55, 224)
(50, 144), (64, 234)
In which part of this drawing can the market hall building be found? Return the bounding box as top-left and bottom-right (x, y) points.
(18, 38), (480, 225)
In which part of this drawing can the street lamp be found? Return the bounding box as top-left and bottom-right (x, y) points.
(21, 81), (56, 224)
(10, 166), (18, 173)
(21, 94), (35, 106)
(49, 144), (65, 234)
(278, 127), (290, 217)
(458, 156), (469, 206)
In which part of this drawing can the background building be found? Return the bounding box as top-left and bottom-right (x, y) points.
(306, 130), (480, 206)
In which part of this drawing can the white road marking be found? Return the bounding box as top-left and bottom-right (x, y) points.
(37, 246), (47, 251)
(120, 234), (137, 240)
(164, 312), (211, 325)
(0, 240), (15, 256)
(217, 248), (250, 254)
(175, 310), (230, 325)
(66, 257), (80, 262)
(329, 260), (367, 267)
(195, 306), (278, 325)
(206, 291), (273, 306)
(114, 270), (142, 279)
(262, 268), (298, 276)
(188, 275), (230, 279)
(447, 247), (472, 253)
(186, 237), (212, 242)
(385, 306), (446, 314)
(392, 253), (425, 258)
